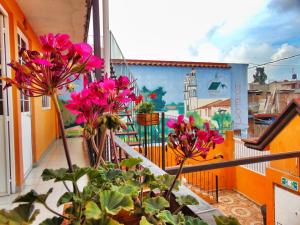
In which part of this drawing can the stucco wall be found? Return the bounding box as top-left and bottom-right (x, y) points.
(0, 0), (58, 186)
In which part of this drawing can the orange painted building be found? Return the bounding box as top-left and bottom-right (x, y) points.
(0, 0), (90, 195)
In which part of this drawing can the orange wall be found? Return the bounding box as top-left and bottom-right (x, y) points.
(0, 0), (58, 187)
(269, 115), (300, 176)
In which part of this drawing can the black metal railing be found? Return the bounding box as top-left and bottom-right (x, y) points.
(181, 171), (219, 203)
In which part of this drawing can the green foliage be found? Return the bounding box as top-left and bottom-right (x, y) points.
(136, 102), (155, 113)
(85, 201), (102, 220)
(176, 195), (199, 206)
(121, 157), (143, 168)
(39, 217), (64, 225)
(140, 216), (153, 225)
(140, 86), (166, 111)
(14, 189), (52, 205)
(99, 190), (134, 215)
(149, 174), (180, 192)
(184, 216), (209, 225)
(143, 196), (169, 215)
(0, 157), (241, 225)
(157, 210), (185, 225)
(0, 204), (39, 225)
(211, 111), (232, 129)
(214, 215), (241, 225)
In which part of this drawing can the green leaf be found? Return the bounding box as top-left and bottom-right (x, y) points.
(143, 196), (169, 215)
(149, 174), (179, 192)
(112, 184), (139, 197)
(39, 216), (64, 225)
(99, 190), (134, 215)
(139, 216), (153, 225)
(85, 201), (102, 220)
(176, 195), (198, 206)
(0, 204), (39, 224)
(213, 215), (241, 225)
(14, 189), (53, 204)
(57, 192), (82, 207)
(41, 168), (68, 181)
(42, 167), (90, 182)
(157, 210), (185, 225)
(121, 158), (143, 168)
(184, 216), (208, 225)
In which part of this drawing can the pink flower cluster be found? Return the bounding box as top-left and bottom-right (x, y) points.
(4, 33), (103, 97)
(66, 76), (142, 136)
(167, 115), (224, 164)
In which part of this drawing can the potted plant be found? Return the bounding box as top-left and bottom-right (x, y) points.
(136, 102), (160, 126)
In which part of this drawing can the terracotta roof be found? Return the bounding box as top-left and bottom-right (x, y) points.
(111, 59), (231, 69)
(243, 98), (300, 150)
(198, 99), (230, 109)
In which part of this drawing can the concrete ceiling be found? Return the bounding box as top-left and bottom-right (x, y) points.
(16, 0), (90, 42)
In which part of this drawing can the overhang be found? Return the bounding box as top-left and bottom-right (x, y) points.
(16, 0), (91, 42)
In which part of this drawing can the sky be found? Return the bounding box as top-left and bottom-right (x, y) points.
(109, 0), (300, 82)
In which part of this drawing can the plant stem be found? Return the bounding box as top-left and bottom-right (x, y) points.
(43, 203), (69, 220)
(52, 94), (73, 172)
(110, 130), (120, 168)
(91, 136), (106, 168)
(165, 159), (186, 199)
(95, 127), (107, 168)
(173, 205), (184, 215)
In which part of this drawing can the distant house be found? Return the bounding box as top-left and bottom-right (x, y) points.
(197, 99), (231, 119)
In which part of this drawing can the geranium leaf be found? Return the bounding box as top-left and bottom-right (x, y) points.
(213, 215), (241, 225)
(176, 195), (198, 206)
(57, 192), (81, 207)
(99, 190), (134, 215)
(85, 201), (102, 220)
(113, 184), (139, 197)
(42, 167), (89, 182)
(143, 196), (169, 215)
(39, 216), (64, 225)
(157, 210), (185, 225)
(149, 174), (179, 192)
(0, 203), (39, 224)
(14, 189), (53, 204)
(185, 216), (208, 225)
(121, 157), (143, 168)
(140, 216), (153, 225)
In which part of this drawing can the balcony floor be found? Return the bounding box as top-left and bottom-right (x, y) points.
(0, 137), (89, 224)
(212, 190), (264, 225)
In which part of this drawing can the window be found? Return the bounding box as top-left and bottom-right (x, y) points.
(42, 96), (51, 109)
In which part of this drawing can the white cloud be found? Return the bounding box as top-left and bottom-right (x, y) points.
(271, 43), (300, 61)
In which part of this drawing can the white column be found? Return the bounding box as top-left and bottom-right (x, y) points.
(102, 0), (110, 76)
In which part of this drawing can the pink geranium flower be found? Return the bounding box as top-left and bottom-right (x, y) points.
(167, 115), (224, 164)
(2, 33), (103, 97)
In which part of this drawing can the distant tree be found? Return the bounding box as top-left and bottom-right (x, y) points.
(151, 87), (166, 111)
(212, 111), (231, 129)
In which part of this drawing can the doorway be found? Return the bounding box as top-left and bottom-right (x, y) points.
(275, 185), (300, 225)
(17, 29), (33, 177)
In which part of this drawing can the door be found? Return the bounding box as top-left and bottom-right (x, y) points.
(0, 11), (13, 195)
(0, 12), (7, 195)
(275, 185), (300, 225)
(17, 29), (32, 177)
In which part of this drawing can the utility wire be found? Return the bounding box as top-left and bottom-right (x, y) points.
(248, 53), (300, 69)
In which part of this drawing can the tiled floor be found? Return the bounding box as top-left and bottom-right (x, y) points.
(212, 190), (264, 225)
(0, 137), (89, 224)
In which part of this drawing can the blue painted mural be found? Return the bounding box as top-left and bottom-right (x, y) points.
(115, 62), (248, 135)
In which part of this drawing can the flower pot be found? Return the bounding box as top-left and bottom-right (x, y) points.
(136, 113), (159, 126)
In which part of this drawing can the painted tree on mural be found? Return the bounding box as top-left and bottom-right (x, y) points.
(141, 86), (166, 111)
(212, 111), (232, 129)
